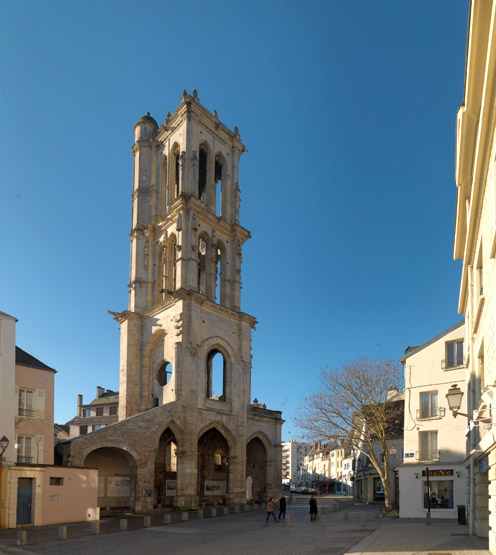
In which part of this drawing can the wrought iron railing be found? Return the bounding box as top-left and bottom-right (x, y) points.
(442, 356), (465, 369)
(416, 406), (446, 420)
(416, 450), (440, 461)
(18, 408), (35, 417)
(17, 455), (33, 464)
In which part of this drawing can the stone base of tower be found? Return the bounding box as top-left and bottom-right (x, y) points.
(62, 401), (282, 512)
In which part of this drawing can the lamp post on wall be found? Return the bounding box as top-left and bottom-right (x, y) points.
(445, 385), (472, 418)
(0, 436), (10, 515)
(0, 437), (8, 460)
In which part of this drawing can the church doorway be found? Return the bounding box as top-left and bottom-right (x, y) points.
(153, 428), (178, 507)
(246, 437), (266, 503)
(198, 428), (228, 505)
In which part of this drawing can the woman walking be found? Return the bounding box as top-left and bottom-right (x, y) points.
(266, 497), (278, 523)
(309, 494), (318, 521)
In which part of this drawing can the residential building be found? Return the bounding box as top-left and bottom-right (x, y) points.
(453, 1), (496, 545)
(0, 310), (97, 529)
(353, 391), (404, 507)
(63, 93), (283, 510)
(67, 388), (119, 438)
(398, 322), (467, 519)
(281, 440), (310, 484)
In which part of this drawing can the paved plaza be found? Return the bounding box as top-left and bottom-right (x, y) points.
(0, 498), (490, 555)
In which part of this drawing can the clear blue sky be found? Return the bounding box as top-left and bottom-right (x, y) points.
(1, 1), (468, 439)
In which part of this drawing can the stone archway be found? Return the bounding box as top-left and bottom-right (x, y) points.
(154, 427), (178, 507)
(198, 428), (228, 505)
(246, 437), (266, 504)
(84, 447), (137, 510)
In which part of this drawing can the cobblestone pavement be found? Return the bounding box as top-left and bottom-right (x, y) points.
(0, 498), (489, 555)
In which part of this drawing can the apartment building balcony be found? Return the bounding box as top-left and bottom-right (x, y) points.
(416, 450), (441, 462)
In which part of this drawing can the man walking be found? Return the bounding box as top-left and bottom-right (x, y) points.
(278, 494), (286, 520)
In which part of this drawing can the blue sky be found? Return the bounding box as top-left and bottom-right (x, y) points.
(1, 1), (468, 439)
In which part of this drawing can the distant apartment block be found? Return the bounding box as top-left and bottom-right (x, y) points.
(67, 387), (119, 438)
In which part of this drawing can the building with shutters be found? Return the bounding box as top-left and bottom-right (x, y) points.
(0, 310), (98, 529)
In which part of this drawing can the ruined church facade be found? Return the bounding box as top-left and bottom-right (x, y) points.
(64, 91), (282, 510)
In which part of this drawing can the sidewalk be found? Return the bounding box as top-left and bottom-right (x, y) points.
(345, 519), (490, 555)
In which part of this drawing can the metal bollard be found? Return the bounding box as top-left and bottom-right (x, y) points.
(182, 512), (188, 522)
(223, 507), (229, 516)
(286, 515), (291, 528)
(120, 519), (128, 531)
(143, 516), (151, 528)
(197, 509), (204, 519)
(57, 525), (67, 540)
(17, 531), (27, 546)
(164, 514), (171, 524)
(211, 508), (217, 517)
(91, 521), (100, 535)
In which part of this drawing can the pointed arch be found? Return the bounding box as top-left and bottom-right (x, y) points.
(214, 239), (227, 306)
(214, 152), (226, 218)
(142, 329), (166, 411)
(168, 143), (181, 205)
(197, 421), (237, 453)
(197, 231), (211, 296)
(159, 154), (168, 216)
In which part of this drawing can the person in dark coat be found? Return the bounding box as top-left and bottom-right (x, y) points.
(278, 494), (287, 520)
(309, 495), (318, 521)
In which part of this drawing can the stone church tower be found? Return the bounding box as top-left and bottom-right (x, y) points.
(64, 91), (282, 510)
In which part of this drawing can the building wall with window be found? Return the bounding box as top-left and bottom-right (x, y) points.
(0, 311), (17, 466)
(15, 351), (55, 465)
(281, 440), (310, 484)
(399, 321), (466, 519)
(453, 1), (496, 546)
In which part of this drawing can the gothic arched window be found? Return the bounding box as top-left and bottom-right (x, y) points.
(207, 349), (225, 400)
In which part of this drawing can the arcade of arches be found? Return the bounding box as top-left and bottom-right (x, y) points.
(80, 428), (268, 510)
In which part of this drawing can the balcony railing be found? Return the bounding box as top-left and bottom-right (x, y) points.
(17, 455), (33, 464)
(442, 357), (465, 370)
(18, 408), (35, 417)
(416, 407), (446, 420)
(416, 450), (440, 462)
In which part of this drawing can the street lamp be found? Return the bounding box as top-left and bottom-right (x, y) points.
(0, 436), (9, 458)
(389, 444), (397, 457)
(446, 384), (472, 419)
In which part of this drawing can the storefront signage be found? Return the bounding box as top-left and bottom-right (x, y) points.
(404, 452), (414, 458)
(421, 469), (453, 477)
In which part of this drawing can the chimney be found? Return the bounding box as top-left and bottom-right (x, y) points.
(77, 394), (83, 417)
(96, 386), (104, 399)
(387, 387), (398, 400)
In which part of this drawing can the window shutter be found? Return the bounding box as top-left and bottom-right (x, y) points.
(35, 389), (45, 415)
(35, 435), (44, 464)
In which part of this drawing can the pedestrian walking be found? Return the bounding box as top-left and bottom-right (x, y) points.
(266, 497), (278, 523)
(278, 494), (286, 520)
(309, 494), (318, 521)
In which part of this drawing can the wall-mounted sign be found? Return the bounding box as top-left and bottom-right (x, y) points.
(421, 469), (453, 477)
(204, 480), (227, 495)
(405, 453), (415, 458)
(166, 480), (177, 496)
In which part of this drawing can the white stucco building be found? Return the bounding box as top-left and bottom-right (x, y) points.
(399, 321), (467, 519)
(281, 440), (310, 484)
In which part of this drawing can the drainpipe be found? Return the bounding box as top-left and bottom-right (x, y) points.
(469, 455), (475, 535)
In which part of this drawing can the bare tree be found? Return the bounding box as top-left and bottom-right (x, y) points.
(296, 358), (403, 510)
